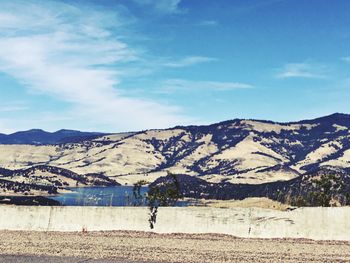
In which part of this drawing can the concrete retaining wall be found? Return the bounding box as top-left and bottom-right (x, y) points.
(0, 205), (349, 241)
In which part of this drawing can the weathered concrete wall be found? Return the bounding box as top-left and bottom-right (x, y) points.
(0, 206), (349, 241)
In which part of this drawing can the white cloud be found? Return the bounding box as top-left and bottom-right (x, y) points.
(275, 63), (327, 79)
(0, 0), (191, 132)
(132, 0), (184, 14)
(163, 56), (217, 68)
(0, 105), (27, 113)
(158, 79), (252, 93)
(197, 20), (219, 26)
(341, 56), (350, 63)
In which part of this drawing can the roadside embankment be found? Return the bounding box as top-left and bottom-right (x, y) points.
(0, 205), (350, 241)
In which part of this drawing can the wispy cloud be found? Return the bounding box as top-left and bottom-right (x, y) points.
(341, 56), (350, 63)
(0, 0), (191, 131)
(275, 63), (327, 79)
(0, 105), (27, 113)
(132, 0), (184, 14)
(197, 20), (219, 27)
(114, 55), (217, 79)
(158, 79), (252, 94)
(163, 56), (217, 68)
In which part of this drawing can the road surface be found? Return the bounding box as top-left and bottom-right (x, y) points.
(1, 231), (350, 262)
(0, 255), (147, 263)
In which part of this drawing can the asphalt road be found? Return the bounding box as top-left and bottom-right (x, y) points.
(0, 255), (149, 263)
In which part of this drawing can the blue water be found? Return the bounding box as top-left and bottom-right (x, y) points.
(49, 186), (188, 207)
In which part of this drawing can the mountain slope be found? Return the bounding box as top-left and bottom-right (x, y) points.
(0, 165), (119, 196)
(150, 166), (350, 205)
(0, 113), (350, 185)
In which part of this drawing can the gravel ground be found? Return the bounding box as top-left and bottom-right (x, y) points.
(0, 231), (350, 263)
(0, 255), (146, 263)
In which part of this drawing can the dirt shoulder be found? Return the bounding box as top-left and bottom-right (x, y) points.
(0, 231), (349, 263)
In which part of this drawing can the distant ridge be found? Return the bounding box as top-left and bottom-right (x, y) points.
(1, 113), (350, 145)
(0, 129), (107, 145)
(173, 113), (350, 129)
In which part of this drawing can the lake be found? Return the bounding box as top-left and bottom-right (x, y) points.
(49, 186), (189, 207)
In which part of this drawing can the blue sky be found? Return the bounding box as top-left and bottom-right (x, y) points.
(0, 0), (350, 133)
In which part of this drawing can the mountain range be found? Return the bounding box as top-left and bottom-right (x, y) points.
(1, 113), (350, 190)
(0, 129), (105, 145)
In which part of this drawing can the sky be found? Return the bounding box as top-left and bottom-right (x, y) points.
(1, 0), (350, 133)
